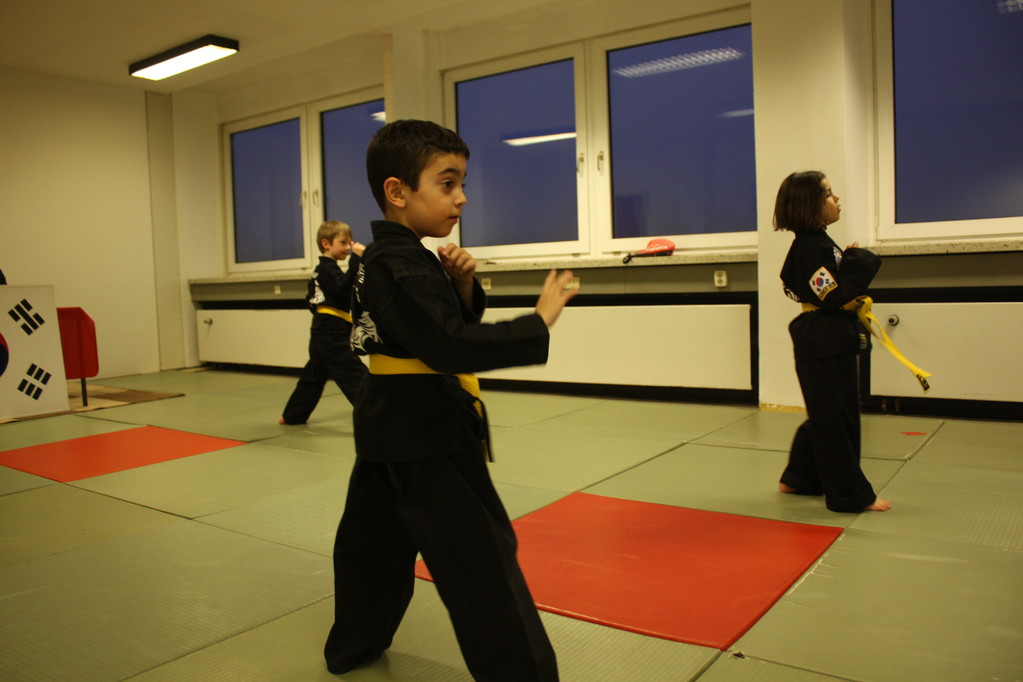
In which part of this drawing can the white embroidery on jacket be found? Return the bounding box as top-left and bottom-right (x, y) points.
(350, 262), (381, 353)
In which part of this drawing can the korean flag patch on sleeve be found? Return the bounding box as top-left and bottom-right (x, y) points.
(809, 266), (837, 300)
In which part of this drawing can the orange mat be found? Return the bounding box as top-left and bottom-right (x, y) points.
(0, 426), (245, 482)
(416, 491), (841, 649)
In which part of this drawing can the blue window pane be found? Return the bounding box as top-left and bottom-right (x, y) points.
(321, 100), (386, 237)
(456, 60), (577, 247)
(231, 118), (303, 263)
(894, 0), (1023, 223)
(608, 26), (755, 239)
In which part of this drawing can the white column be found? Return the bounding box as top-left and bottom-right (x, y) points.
(383, 27), (442, 123)
(752, 0), (875, 409)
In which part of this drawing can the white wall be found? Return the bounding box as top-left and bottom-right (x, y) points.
(479, 306), (753, 390)
(867, 302), (1023, 402)
(172, 90), (223, 369)
(146, 92), (186, 371)
(0, 67), (160, 379)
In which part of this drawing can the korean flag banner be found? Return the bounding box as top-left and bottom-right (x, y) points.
(0, 286), (69, 420)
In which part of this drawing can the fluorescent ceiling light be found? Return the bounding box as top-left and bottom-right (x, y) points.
(613, 47), (744, 78)
(130, 35), (239, 80)
(502, 132), (577, 147)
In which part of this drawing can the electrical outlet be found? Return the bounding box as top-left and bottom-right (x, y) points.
(480, 278), (492, 291)
(273, 284), (282, 295)
(713, 270), (728, 288)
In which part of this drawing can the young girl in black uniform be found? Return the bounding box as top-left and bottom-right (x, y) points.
(323, 120), (578, 680)
(774, 171), (892, 513)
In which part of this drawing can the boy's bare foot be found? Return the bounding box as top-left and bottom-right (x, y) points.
(864, 497), (892, 512)
(278, 417), (286, 425)
(779, 482), (797, 494)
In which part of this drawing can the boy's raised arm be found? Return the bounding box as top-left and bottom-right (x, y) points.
(535, 269), (579, 328)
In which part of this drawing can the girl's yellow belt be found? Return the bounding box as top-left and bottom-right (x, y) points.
(801, 296), (931, 392)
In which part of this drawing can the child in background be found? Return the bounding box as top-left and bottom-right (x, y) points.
(279, 220), (368, 425)
(323, 119), (577, 680)
(774, 171), (892, 513)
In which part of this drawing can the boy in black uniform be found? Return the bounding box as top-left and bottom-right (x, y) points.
(774, 171), (891, 513)
(323, 119), (578, 680)
(279, 220), (368, 424)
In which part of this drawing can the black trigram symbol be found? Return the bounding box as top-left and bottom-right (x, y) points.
(8, 299), (45, 335)
(17, 363), (52, 400)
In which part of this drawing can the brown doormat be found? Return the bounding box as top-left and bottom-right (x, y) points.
(66, 382), (183, 413)
(1, 382), (184, 423)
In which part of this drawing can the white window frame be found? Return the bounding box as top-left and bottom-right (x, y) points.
(874, 0), (1023, 243)
(223, 87), (385, 274)
(223, 106), (310, 274)
(588, 10), (757, 255)
(443, 45), (590, 261)
(307, 87), (386, 236)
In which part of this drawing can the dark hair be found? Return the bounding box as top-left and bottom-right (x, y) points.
(773, 170), (827, 232)
(366, 119), (471, 213)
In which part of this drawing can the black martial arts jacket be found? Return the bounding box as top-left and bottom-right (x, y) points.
(308, 253), (360, 332)
(350, 220), (550, 462)
(780, 229), (881, 360)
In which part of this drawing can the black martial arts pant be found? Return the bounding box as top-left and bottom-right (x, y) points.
(281, 327), (367, 424)
(780, 352), (877, 512)
(323, 431), (558, 681)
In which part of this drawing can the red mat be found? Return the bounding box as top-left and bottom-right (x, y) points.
(0, 426), (245, 482)
(416, 491), (841, 649)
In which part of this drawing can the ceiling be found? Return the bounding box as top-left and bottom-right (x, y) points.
(0, 0), (550, 94)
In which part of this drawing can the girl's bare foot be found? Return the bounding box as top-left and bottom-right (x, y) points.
(864, 497), (892, 512)
(779, 482), (798, 493)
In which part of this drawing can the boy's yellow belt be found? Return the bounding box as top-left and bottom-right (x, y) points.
(801, 296), (931, 392)
(316, 306), (352, 323)
(367, 354), (491, 460)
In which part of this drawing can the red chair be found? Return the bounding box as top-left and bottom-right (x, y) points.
(57, 307), (99, 406)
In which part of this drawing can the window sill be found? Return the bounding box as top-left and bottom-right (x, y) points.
(476, 249), (757, 273)
(188, 240), (1021, 286)
(872, 238), (1023, 257)
(189, 270), (313, 286)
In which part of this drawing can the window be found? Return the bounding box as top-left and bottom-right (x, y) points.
(444, 12), (756, 260)
(230, 117), (305, 265)
(606, 26), (756, 241)
(877, 0), (1023, 240)
(223, 92), (385, 273)
(319, 99), (386, 239)
(456, 60), (578, 249)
